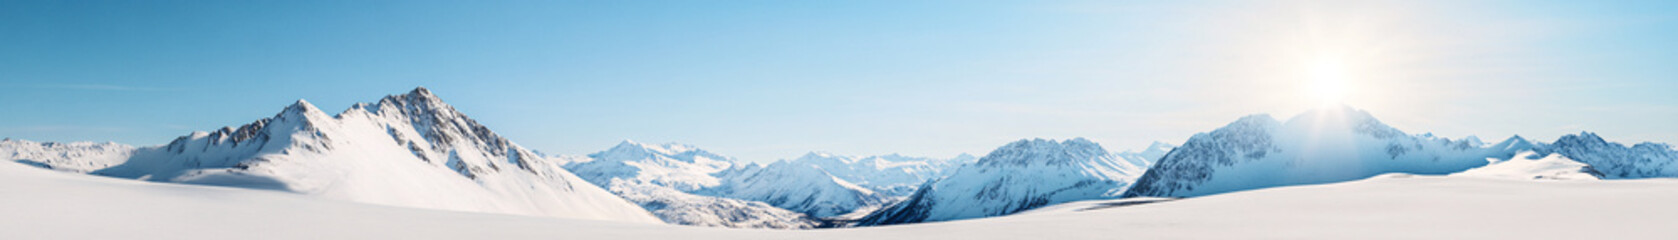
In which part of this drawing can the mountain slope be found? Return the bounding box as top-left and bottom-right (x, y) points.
(5, 87), (659, 223)
(1122, 106), (1525, 198)
(854, 138), (1145, 226)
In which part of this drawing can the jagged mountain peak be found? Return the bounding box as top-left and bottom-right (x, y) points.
(1555, 131), (1607, 145)
(978, 138), (1110, 167)
(282, 99), (323, 114)
(1490, 135), (1536, 152)
(276, 99), (333, 124)
(409, 86), (435, 97)
(369, 86), (457, 115)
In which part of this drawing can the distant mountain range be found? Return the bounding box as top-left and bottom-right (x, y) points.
(4, 88), (1674, 229)
(854, 138), (1151, 226)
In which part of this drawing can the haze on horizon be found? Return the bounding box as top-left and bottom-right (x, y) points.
(2, 1), (1674, 163)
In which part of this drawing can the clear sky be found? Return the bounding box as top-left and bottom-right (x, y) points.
(2, 1), (1674, 163)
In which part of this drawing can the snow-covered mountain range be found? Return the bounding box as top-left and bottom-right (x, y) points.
(2, 87), (660, 223)
(706, 156), (889, 218)
(560, 140), (822, 228)
(745, 152), (979, 197)
(854, 138), (1149, 226)
(560, 140), (979, 227)
(1533, 132), (1678, 178)
(1123, 106), (1678, 198)
(7, 88), (1677, 231)
(1121, 107), (1529, 198)
(700, 152), (978, 219)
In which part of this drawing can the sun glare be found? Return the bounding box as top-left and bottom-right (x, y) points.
(1305, 57), (1350, 107)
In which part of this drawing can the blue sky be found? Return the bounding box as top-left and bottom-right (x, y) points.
(2, 1), (1674, 163)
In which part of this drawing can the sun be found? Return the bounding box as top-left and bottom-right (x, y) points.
(1304, 56), (1350, 107)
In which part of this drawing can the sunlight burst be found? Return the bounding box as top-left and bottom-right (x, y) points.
(1305, 56), (1350, 107)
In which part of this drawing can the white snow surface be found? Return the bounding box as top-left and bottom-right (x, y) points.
(8, 160), (1676, 240)
(1453, 151), (1603, 180)
(1, 88), (659, 224)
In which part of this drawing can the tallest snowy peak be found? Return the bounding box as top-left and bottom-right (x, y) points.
(283, 99), (321, 113)
(410, 86), (433, 95)
(362, 86), (462, 120)
(389, 86), (447, 105)
(402, 86), (442, 102)
(277, 99), (330, 121)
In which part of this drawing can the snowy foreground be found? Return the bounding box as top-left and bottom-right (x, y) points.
(7, 161), (1675, 240)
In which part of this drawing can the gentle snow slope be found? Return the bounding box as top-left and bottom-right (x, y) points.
(7, 160), (1677, 239)
(1453, 151), (1603, 180)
